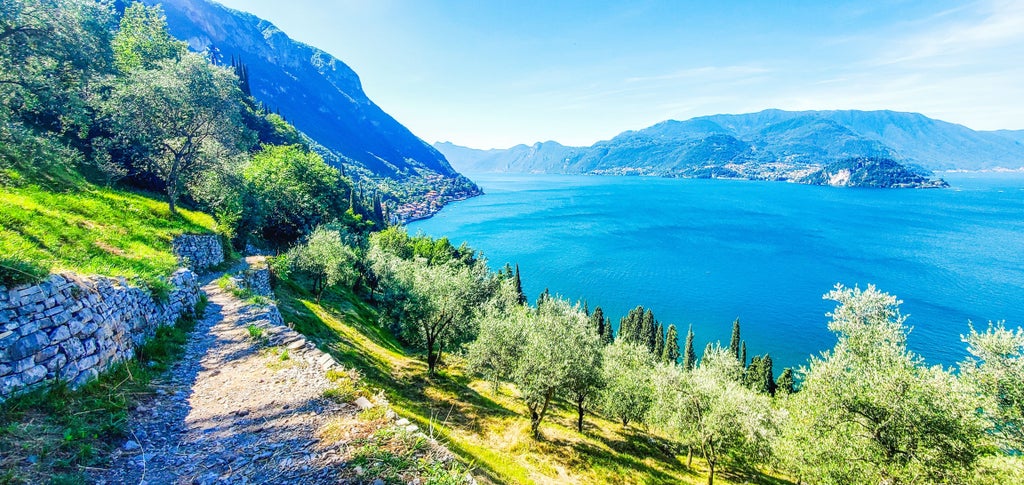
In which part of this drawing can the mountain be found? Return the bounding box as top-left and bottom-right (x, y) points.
(147, 0), (479, 219)
(437, 110), (1024, 187)
(987, 129), (1024, 144)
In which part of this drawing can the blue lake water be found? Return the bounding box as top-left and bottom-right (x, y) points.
(409, 173), (1024, 373)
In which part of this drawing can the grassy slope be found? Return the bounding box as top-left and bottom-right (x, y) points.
(0, 183), (215, 287)
(276, 279), (794, 485)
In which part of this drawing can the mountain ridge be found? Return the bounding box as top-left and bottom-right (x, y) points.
(437, 109), (1024, 187)
(148, 0), (480, 220)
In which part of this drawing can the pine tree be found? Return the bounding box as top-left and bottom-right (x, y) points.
(513, 264), (526, 304)
(583, 300), (589, 317)
(776, 367), (795, 395)
(729, 318), (741, 361)
(654, 322), (665, 359)
(682, 325), (696, 371)
(662, 324), (680, 364)
(741, 341), (747, 368)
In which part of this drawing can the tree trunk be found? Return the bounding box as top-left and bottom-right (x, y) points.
(426, 334), (437, 375)
(576, 398), (585, 433)
(707, 460), (714, 485)
(687, 447), (693, 467)
(530, 408), (541, 438)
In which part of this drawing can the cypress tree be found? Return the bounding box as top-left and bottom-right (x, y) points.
(536, 288), (550, 307)
(654, 322), (665, 359)
(513, 264), (526, 304)
(602, 317), (614, 345)
(762, 354), (776, 396)
(744, 356), (762, 389)
(583, 300), (589, 317)
(729, 318), (741, 361)
(682, 325), (695, 371)
(663, 324), (680, 364)
(741, 341), (747, 368)
(776, 367), (795, 395)
(643, 309), (656, 353)
(592, 306), (605, 337)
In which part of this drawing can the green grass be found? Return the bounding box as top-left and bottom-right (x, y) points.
(275, 278), (792, 485)
(0, 183), (215, 289)
(0, 297), (206, 485)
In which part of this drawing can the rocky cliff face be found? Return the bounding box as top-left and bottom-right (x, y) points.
(147, 0), (479, 216)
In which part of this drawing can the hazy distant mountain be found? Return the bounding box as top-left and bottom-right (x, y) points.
(148, 0), (478, 215)
(987, 129), (1024, 144)
(437, 110), (1024, 186)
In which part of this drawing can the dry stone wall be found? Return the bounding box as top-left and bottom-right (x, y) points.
(173, 234), (224, 270)
(0, 269), (201, 401)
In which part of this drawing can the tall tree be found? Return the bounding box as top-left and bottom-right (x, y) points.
(643, 309), (656, 353)
(740, 341), (747, 368)
(729, 318), (741, 361)
(513, 264), (526, 304)
(683, 325), (696, 371)
(602, 317), (614, 345)
(108, 51), (251, 212)
(775, 368), (795, 395)
(111, 2), (184, 73)
(662, 324), (680, 364)
(778, 285), (986, 484)
(591, 306), (605, 339)
(654, 322), (665, 361)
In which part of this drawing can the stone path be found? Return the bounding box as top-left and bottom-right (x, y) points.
(90, 263), (360, 484)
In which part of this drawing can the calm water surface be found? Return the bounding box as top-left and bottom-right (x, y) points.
(409, 173), (1024, 372)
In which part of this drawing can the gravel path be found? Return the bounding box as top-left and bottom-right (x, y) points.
(91, 263), (359, 484)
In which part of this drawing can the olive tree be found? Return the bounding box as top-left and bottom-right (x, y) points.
(286, 225), (359, 303)
(961, 320), (1024, 451)
(778, 284), (986, 484)
(107, 51), (251, 213)
(649, 345), (777, 485)
(599, 340), (655, 427)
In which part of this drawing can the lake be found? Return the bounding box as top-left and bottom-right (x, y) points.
(409, 172), (1024, 373)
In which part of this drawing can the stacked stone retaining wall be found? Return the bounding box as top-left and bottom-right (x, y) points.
(172, 234), (224, 270)
(0, 269), (201, 401)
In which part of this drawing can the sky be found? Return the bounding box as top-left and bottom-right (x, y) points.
(214, 0), (1024, 149)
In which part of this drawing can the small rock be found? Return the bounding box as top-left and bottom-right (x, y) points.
(354, 465), (364, 476)
(395, 418), (410, 426)
(405, 424), (419, 433)
(353, 396), (374, 410)
(373, 479), (384, 485)
(122, 440), (141, 452)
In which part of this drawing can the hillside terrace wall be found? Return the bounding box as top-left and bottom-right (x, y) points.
(0, 269), (201, 402)
(172, 234), (224, 270)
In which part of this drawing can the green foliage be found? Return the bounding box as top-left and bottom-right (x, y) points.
(111, 2), (184, 73)
(467, 309), (528, 392)
(246, 324), (266, 344)
(243, 144), (355, 246)
(662, 323), (680, 364)
(729, 318), (741, 361)
(743, 354), (776, 396)
(371, 235), (492, 374)
(286, 225), (360, 302)
(961, 321), (1024, 451)
(778, 284), (986, 484)
(682, 325), (696, 371)
(106, 51), (253, 212)
(600, 341), (655, 426)
(649, 345), (778, 485)
(775, 367), (795, 395)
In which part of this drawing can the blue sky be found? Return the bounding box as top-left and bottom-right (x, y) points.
(215, 0), (1024, 149)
